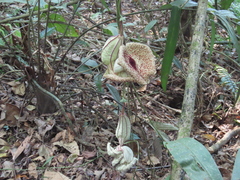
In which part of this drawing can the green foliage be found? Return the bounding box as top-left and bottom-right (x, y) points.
(0, 24), (21, 46)
(45, 13), (78, 37)
(215, 65), (239, 96)
(165, 138), (223, 180)
(39, 27), (56, 39)
(103, 23), (119, 36)
(76, 58), (99, 74)
(209, 14), (216, 61)
(230, 2), (240, 18)
(144, 20), (158, 33)
(161, 5), (181, 91)
(94, 74), (104, 93)
(106, 83), (122, 109)
(100, 0), (110, 12)
(220, 0), (234, 9)
(208, 9), (240, 62)
(232, 149), (240, 180)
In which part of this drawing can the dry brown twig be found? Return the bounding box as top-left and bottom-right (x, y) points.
(208, 126), (240, 153)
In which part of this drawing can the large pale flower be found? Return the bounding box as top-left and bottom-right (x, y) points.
(103, 42), (156, 85)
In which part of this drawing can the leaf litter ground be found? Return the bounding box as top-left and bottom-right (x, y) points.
(0, 0), (240, 179)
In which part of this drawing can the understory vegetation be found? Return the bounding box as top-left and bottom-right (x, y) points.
(0, 0), (239, 179)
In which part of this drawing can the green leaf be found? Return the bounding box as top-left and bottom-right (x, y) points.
(75, 40), (89, 47)
(237, 23), (240, 35)
(150, 120), (178, 131)
(165, 138), (223, 180)
(232, 148), (240, 180)
(144, 20), (158, 33)
(101, 0), (110, 12)
(103, 23), (119, 36)
(48, 14), (78, 37)
(40, 27), (56, 39)
(216, 10), (238, 19)
(77, 65), (92, 74)
(0, 38), (4, 46)
(81, 58), (99, 68)
(208, 14), (216, 61)
(214, 11), (240, 62)
(161, 6), (181, 91)
(171, 0), (198, 8)
(220, 0), (234, 10)
(173, 56), (183, 71)
(106, 83), (122, 108)
(94, 74), (104, 93)
(148, 121), (170, 142)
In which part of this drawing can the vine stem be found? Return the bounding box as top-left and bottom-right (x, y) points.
(116, 0), (124, 36)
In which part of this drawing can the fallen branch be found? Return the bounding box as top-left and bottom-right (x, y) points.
(208, 126), (240, 154)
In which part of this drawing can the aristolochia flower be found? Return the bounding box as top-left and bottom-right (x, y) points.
(115, 110), (131, 146)
(103, 42), (156, 85)
(107, 143), (138, 172)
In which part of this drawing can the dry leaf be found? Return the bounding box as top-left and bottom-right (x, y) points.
(202, 134), (216, 141)
(94, 168), (106, 180)
(53, 140), (80, 155)
(0, 138), (8, 146)
(0, 129), (7, 138)
(34, 118), (55, 137)
(26, 105), (36, 111)
(1, 161), (14, 178)
(147, 155), (160, 165)
(28, 162), (38, 179)
(51, 129), (74, 143)
(7, 80), (19, 87)
(7, 81), (25, 96)
(66, 53), (81, 62)
(38, 144), (53, 161)
(12, 135), (32, 160)
(82, 150), (96, 159)
(5, 104), (20, 127)
(12, 82), (25, 96)
(44, 171), (71, 180)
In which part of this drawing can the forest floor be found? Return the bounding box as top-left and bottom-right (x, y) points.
(0, 0), (240, 179)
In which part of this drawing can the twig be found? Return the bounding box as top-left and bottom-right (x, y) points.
(0, 5), (169, 25)
(0, 0), (83, 24)
(208, 127), (240, 154)
(143, 94), (182, 113)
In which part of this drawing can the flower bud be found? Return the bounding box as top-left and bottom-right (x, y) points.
(115, 110), (131, 146)
(101, 35), (123, 66)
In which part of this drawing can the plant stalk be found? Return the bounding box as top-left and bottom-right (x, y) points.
(170, 0), (208, 179)
(116, 0), (124, 36)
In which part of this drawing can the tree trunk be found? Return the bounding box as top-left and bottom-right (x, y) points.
(170, 0), (208, 179)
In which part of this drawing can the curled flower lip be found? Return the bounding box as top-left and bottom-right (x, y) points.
(107, 143), (138, 172)
(103, 42), (156, 85)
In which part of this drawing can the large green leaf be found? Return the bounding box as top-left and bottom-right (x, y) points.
(220, 0), (234, 10)
(232, 148), (240, 180)
(209, 9), (240, 62)
(161, 6), (181, 91)
(48, 14), (78, 37)
(165, 138), (223, 180)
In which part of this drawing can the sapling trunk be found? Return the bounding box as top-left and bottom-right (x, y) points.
(170, 0), (208, 179)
